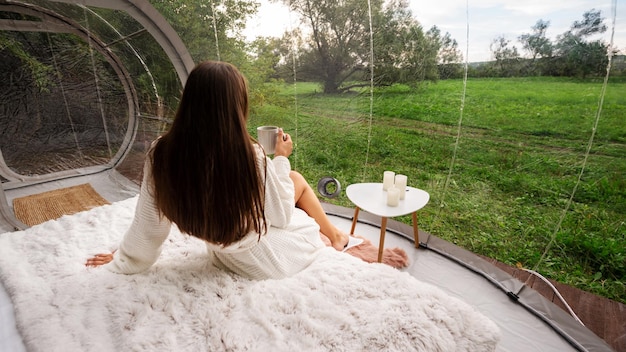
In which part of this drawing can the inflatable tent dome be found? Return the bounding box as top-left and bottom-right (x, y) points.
(0, 1), (621, 351)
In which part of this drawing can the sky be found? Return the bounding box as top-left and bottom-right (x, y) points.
(243, 0), (625, 63)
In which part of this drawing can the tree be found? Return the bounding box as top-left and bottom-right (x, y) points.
(571, 9), (607, 37)
(149, 0), (258, 64)
(427, 26), (463, 79)
(275, 0), (443, 93)
(554, 9), (609, 77)
(148, 0), (282, 109)
(276, 0), (379, 93)
(518, 19), (553, 61)
(490, 35), (520, 76)
(372, 0), (439, 86)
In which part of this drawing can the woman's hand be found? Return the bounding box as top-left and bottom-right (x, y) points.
(274, 128), (293, 157)
(85, 250), (116, 267)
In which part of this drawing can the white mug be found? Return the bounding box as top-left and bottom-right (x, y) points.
(257, 126), (279, 154)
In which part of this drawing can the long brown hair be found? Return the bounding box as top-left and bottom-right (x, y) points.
(151, 61), (266, 246)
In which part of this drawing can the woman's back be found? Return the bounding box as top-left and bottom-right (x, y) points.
(151, 61), (266, 246)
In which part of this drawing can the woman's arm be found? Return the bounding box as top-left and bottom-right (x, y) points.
(260, 130), (295, 228)
(86, 155), (172, 273)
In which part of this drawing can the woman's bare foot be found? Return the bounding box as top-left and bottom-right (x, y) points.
(329, 232), (350, 251)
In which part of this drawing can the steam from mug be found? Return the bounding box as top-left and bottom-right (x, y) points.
(257, 126), (279, 154)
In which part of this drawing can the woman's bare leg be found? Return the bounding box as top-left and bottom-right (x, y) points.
(290, 171), (349, 250)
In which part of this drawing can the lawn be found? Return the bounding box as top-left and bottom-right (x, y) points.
(248, 76), (626, 303)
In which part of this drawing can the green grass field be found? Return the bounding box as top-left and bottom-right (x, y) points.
(249, 77), (626, 303)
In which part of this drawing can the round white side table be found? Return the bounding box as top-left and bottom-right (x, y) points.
(346, 183), (430, 262)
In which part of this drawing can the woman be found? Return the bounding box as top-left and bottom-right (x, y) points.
(86, 61), (352, 279)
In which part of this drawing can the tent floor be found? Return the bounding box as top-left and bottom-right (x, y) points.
(0, 170), (620, 351)
(479, 256), (625, 352)
(322, 204), (618, 352)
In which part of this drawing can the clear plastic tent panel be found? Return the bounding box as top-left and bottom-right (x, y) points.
(0, 0), (181, 184)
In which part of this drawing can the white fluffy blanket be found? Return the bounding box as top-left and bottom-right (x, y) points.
(0, 197), (500, 352)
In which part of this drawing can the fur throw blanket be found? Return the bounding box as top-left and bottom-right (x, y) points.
(0, 197), (500, 351)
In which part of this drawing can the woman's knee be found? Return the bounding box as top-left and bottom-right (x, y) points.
(289, 171), (306, 186)
(290, 171), (311, 201)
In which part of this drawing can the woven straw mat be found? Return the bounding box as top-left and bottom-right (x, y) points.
(12, 183), (110, 227)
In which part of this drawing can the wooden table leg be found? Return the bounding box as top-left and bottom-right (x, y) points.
(412, 211), (419, 248)
(350, 207), (360, 235)
(378, 217), (388, 263)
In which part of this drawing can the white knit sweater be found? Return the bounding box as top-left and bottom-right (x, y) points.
(105, 145), (325, 280)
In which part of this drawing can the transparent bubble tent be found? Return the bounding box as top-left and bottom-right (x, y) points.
(0, 0), (623, 351)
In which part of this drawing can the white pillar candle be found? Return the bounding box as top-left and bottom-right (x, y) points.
(387, 187), (400, 206)
(395, 174), (407, 200)
(382, 171), (395, 191)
